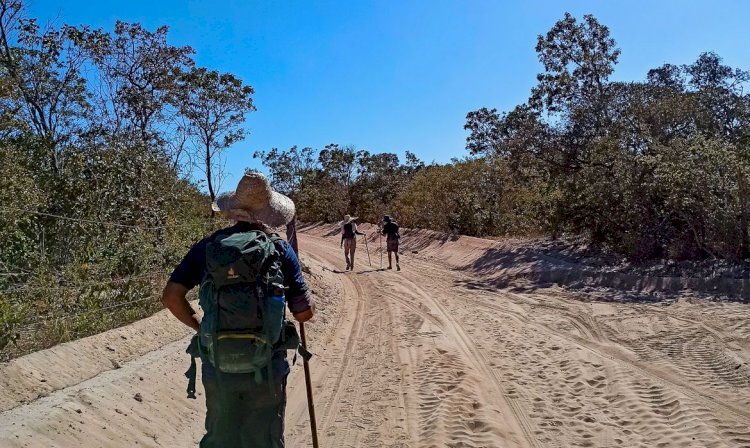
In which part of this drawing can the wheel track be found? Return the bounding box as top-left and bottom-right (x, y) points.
(406, 254), (750, 421)
(463, 293), (750, 424)
(463, 291), (750, 447)
(302, 243), (370, 438)
(302, 236), (413, 447)
(312, 235), (541, 448)
(384, 291), (418, 447)
(392, 269), (543, 448)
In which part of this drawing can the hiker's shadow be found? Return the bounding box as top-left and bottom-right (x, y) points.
(323, 267), (388, 275)
(356, 268), (388, 274)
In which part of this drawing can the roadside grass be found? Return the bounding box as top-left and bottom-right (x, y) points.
(1, 273), (167, 360)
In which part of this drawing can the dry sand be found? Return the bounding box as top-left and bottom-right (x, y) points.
(1, 225), (749, 447)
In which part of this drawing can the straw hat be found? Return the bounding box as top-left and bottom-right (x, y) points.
(341, 214), (358, 225)
(212, 172), (295, 227)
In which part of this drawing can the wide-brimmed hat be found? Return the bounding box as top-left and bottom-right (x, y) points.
(341, 214), (358, 225)
(383, 215), (392, 223)
(212, 172), (295, 227)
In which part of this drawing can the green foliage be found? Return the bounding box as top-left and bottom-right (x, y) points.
(397, 158), (555, 236)
(80, 21), (196, 147)
(648, 137), (747, 260)
(465, 12), (750, 261)
(255, 144), (553, 238)
(178, 67), (255, 200)
(255, 145), (424, 224)
(0, 0), (232, 358)
(0, 296), (26, 351)
(253, 146), (316, 196)
(0, 143), (44, 276)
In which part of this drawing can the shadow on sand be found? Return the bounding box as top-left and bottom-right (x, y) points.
(458, 246), (750, 304)
(322, 267), (388, 275)
(452, 278), (676, 304)
(356, 268), (388, 275)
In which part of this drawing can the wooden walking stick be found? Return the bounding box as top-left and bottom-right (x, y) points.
(379, 229), (383, 269)
(286, 217), (320, 448)
(362, 233), (372, 267)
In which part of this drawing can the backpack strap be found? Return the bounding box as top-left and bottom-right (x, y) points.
(298, 343), (313, 362)
(276, 321), (313, 363)
(185, 334), (200, 399)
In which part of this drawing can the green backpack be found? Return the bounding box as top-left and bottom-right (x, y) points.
(184, 230), (309, 398)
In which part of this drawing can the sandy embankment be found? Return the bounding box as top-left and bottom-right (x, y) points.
(0, 250), (347, 448)
(317, 222), (750, 300)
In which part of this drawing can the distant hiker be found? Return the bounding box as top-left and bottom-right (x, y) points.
(340, 214), (365, 271)
(381, 215), (401, 271)
(161, 172), (315, 448)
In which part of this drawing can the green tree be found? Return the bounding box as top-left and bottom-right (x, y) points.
(0, 0), (90, 174)
(252, 145), (317, 196)
(178, 67), (255, 201)
(465, 12), (750, 260)
(0, 1), (223, 357)
(80, 21), (195, 155)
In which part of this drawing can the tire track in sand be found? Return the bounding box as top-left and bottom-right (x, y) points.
(303, 233), (537, 447)
(459, 292), (750, 446)
(294, 237), (412, 447)
(404, 252), (750, 421)
(467, 292), (750, 422)
(283, 246), (368, 446)
(380, 271), (541, 448)
(399, 253), (750, 446)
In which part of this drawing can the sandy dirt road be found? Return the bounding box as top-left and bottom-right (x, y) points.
(2, 228), (750, 447)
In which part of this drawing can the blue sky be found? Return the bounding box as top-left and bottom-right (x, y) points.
(29, 0), (750, 192)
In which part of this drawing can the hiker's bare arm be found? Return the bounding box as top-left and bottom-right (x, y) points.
(293, 304), (315, 323)
(161, 281), (200, 331)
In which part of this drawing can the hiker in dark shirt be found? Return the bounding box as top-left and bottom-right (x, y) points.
(381, 215), (401, 271)
(340, 214), (365, 271)
(161, 172), (314, 448)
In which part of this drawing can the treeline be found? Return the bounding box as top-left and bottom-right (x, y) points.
(258, 13), (750, 263)
(0, 0), (248, 355)
(254, 146), (550, 238)
(253, 145), (424, 223)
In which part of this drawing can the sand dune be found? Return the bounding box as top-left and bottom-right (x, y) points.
(2, 227), (749, 447)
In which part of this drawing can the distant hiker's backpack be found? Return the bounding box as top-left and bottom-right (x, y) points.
(184, 230), (309, 398)
(343, 223), (354, 238)
(386, 221), (400, 240)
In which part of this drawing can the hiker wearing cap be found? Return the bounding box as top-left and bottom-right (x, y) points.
(381, 215), (401, 271)
(161, 172), (315, 448)
(340, 214), (365, 271)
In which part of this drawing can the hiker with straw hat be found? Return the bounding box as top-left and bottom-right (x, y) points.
(340, 214), (365, 271)
(162, 171), (315, 448)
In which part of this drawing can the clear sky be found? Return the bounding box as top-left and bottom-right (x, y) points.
(27, 0), (750, 192)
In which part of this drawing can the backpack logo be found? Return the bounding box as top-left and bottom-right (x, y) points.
(227, 267), (239, 280)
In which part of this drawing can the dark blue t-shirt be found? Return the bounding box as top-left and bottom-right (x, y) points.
(169, 222), (313, 314)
